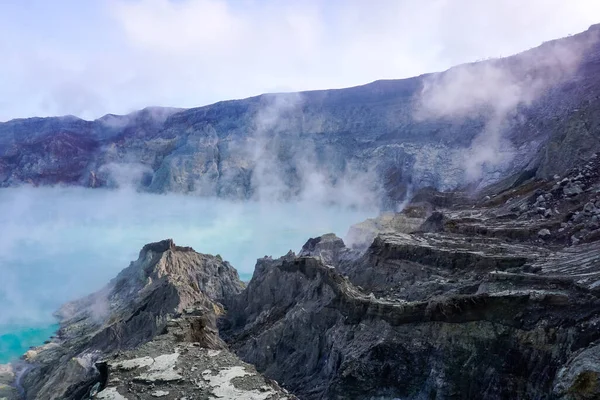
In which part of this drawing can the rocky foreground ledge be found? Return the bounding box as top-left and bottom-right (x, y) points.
(0, 239), (293, 400)
(2, 153), (600, 400)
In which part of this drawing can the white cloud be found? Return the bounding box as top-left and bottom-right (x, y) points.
(0, 0), (598, 121)
(113, 0), (245, 53)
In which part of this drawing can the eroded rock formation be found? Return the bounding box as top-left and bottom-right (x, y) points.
(222, 152), (600, 400)
(2, 23), (600, 395)
(3, 239), (295, 400)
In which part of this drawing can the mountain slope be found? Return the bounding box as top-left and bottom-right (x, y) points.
(0, 25), (599, 206)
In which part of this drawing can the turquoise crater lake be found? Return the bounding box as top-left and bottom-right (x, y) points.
(0, 186), (375, 362)
(0, 325), (59, 364)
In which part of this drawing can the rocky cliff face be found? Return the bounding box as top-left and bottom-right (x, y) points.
(1, 26), (599, 206)
(222, 152), (600, 400)
(1, 239), (295, 400)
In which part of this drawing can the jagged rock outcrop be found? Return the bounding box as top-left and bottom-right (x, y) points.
(89, 311), (293, 400)
(5, 239), (295, 400)
(344, 206), (429, 249)
(1, 26), (599, 205)
(222, 152), (600, 400)
(223, 251), (600, 399)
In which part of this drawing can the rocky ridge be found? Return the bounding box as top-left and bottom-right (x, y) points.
(0, 25), (599, 206)
(221, 152), (600, 399)
(0, 239), (295, 400)
(1, 19), (600, 400)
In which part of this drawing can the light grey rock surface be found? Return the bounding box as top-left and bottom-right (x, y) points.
(93, 324), (292, 400)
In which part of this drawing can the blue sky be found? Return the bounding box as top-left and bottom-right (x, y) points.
(1, 0), (599, 121)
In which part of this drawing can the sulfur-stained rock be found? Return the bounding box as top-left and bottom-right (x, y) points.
(16, 240), (246, 400)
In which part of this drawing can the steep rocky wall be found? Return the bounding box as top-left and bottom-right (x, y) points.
(223, 154), (600, 399)
(1, 26), (599, 204)
(223, 252), (600, 400)
(3, 154), (600, 399)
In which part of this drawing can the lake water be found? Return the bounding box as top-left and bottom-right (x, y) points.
(0, 186), (375, 363)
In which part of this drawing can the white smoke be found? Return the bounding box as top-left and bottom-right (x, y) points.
(98, 107), (182, 130)
(247, 93), (382, 208)
(0, 186), (374, 334)
(98, 162), (153, 189)
(249, 93), (303, 201)
(415, 29), (599, 184)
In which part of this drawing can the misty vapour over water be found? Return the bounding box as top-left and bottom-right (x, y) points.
(0, 186), (375, 354)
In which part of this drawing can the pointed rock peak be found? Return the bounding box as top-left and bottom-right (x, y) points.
(140, 239), (194, 255)
(19, 240), (246, 399)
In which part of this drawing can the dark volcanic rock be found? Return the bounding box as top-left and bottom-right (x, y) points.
(5, 150), (600, 399)
(90, 312), (294, 400)
(416, 211), (446, 233)
(3, 25), (600, 394)
(222, 158), (600, 400)
(223, 252), (600, 399)
(345, 210), (428, 249)
(298, 233), (355, 267)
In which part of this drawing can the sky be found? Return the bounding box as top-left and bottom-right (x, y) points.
(0, 0), (599, 122)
